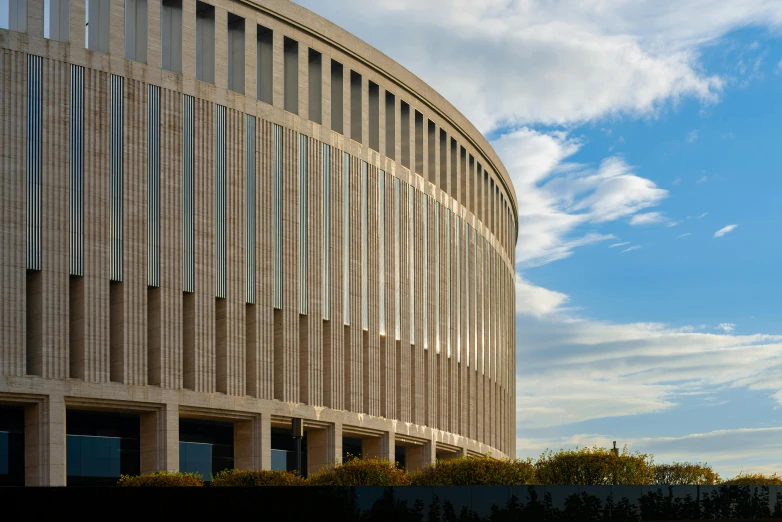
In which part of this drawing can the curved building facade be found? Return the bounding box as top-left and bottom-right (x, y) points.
(0, 0), (517, 485)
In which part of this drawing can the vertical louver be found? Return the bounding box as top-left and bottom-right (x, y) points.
(394, 177), (400, 341)
(446, 209), (451, 358)
(147, 84), (161, 287)
(408, 184), (414, 340)
(245, 114), (256, 304)
(299, 133), (308, 315)
(322, 144), (330, 320)
(26, 54), (42, 271)
(422, 194), (428, 349)
(343, 152), (350, 325)
(361, 161), (368, 330)
(435, 202), (440, 354)
(70, 64), (85, 276)
(272, 124), (283, 309)
(215, 104), (226, 298)
(182, 94), (195, 293)
(110, 74), (124, 282)
(378, 171), (385, 335)
(455, 214), (461, 362)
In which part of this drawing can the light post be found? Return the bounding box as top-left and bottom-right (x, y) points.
(292, 418), (304, 476)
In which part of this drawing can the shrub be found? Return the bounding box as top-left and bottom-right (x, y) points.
(653, 463), (720, 485)
(534, 446), (653, 485)
(210, 469), (306, 487)
(721, 472), (782, 485)
(118, 471), (203, 487)
(306, 457), (409, 486)
(410, 455), (535, 485)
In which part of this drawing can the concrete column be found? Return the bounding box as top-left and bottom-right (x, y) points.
(235, 417), (261, 470)
(139, 403), (179, 474)
(406, 438), (435, 472)
(362, 430), (394, 462)
(24, 395), (66, 486)
(260, 414), (272, 470)
(307, 422), (342, 475)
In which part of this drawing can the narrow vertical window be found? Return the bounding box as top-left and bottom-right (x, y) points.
(322, 144), (331, 320)
(455, 214), (460, 362)
(342, 153), (350, 325)
(86, 0), (110, 52)
(414, 111), (424, 176)
(308, 49), (322, 124)
(385, 91), (395, 159)
(422, 195), (428, 349)
(299, 134), (308, 315)
(428, 120), (436, 185)
(124, 0), (148, 63)
(182, 94), (195, 293)
(195, 1), (215, 84)
(3, 0), (26, 31)
(408, 185), (414, 340)
(227, 13), (245, 94)
(400, 102), (410, 169)
(44, 0), (70, 41)
(147, 84), (160, 287)
(446, 209), (451, 358)
(161, 0), (183, 73)
(361, 162), (368, 330)
(27, 54), (42, 271)
(439, 129), (447, 192)
(481, 237), (486, 374)
(70, 64), (84, 276)
(350, 71), (362, 143)
(245, 115), (256, 304)
(378, 171), (385, 335)
(465, 222), (470, 367)
(256, 25), (273, 103)
(435, 202), (440, 354)
(110, 74), (124, 282)
(450, 138), (458, 202)
(273, 124), (283, 309)
(394, 177), (401, 341)
(215, 104), (226, 298)
(283, 37), (299, 114)
(368, 81), (379, 152)
(473, 226), (478, 370)
(330, 61), (343, 134)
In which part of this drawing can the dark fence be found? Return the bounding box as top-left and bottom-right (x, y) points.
(3, 484), (782, 520)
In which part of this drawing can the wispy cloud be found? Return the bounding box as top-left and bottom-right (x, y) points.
(697, 175), (709, 184)
(717, 323), (736, 333)
(714, 224), (738, 238)
(687, 129), (699, 142)
(677, 232), (692, 238)
(630, 212), (666, 225)
(622, 245), (642, 253)
(610, 242), (630, 248)
(672, 177), (681, 185)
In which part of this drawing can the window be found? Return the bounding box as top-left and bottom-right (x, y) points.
(245, 115), (256, 304)
(455, 215), (460, 362)
(400, 102), (410, 169)
(439, 129), (447, 191)
(361, 162), (368, 330)
(44, 0), (70, 41)
(368, 81), (379, 151)
(1, 0), (26, 31)
(378, 171), (385, 335)
(71, 65), (84, 277)
(124, 0), (147, 63)
(308, 49), (322, 124)
(66, 410), (140, 486)
(299, 134), (308, 315)
(147, 84), (160, 287)
(256, 25), (273, 103)
(227, 13), (244, 94)
(161, 0), (182, 73)
(273, 125), (283, 309)
(422, 195), (428, 349)
(435, 202), (440, 353)
(86, 0), (110, 52)
(0, 406), (24, 486)
(182, 95), (195, 293)
(27, 54), (42, 271)
(179, 419), (234, 482)
(394, 177), (400, 341)
(110, 74), (123, 282)
(343, 153), (350, 325)
(446, 209), (451, 358)
(414, 110), (423, 176)
(408, 185), (414, 340)
(428, 120), (436, 185)
(322, 144), (331, 320)
(385, 91), (395, 159)
(330, 60), (343, 134)
(350, 71), (362, 142)
(283, 37), (298, 114)
(195, 2), (215, 83)
(215, 105), (226, 299)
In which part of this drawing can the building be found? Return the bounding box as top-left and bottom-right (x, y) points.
(0, 0), (518, 486)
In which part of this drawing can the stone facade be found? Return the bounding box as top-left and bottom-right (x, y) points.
(0, 0), (518, 486)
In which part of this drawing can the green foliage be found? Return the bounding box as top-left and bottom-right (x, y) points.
(722, 472), (782, 485)
(410, 455), (536, 485)
(210, 469), (306, 486)
(652, 462), (720, 485)
(306, 457), (409, 486)
(534, 445), (654, 485)
(117, 471), (204, 487)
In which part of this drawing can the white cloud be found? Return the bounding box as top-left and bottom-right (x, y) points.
(630, 211), (666, 225)
(672, 177), (681, 185)
(717, 323), (736, 333)
(687, 129), (699, 142)
(697, 175), (709, 184)
(622, 245), (642, 253)
(699, 212), (708, 219)
(515, 274), (570, 317)
(609, 242), (630, 248)
(677, 232), (692, 238)
(714, 224), (739, 237)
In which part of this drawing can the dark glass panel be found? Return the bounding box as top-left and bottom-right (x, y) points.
(179, 441), (212, 479)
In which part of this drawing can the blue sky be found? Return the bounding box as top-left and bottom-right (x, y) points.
(297, 0), (782, 477)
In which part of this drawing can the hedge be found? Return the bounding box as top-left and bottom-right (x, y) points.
(721, 472), (782, 485)
(211, 469), (306, 486)
(410, 455), (536, 485)
(653, 462), (720, 485)
(117, 471), (203, 487)
(535, 446), (654, 485)
(306, 457), (409, 486)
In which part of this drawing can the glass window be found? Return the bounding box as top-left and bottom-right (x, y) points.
(271, 428), (307, 474)
(66, 410), (140, 485)
(179, 442), (211, 478)
(227, 13), (245, 94)
(179, 418), (234, 481)
(0, 405), (24, 486)
(283, 37), (299, 114)
(44, 0), (70, 41)
(161, 0), (182, 73)
(195, 1), (215, 83)
(124, 0), (147, 63)
(86, 0), (110, 53)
